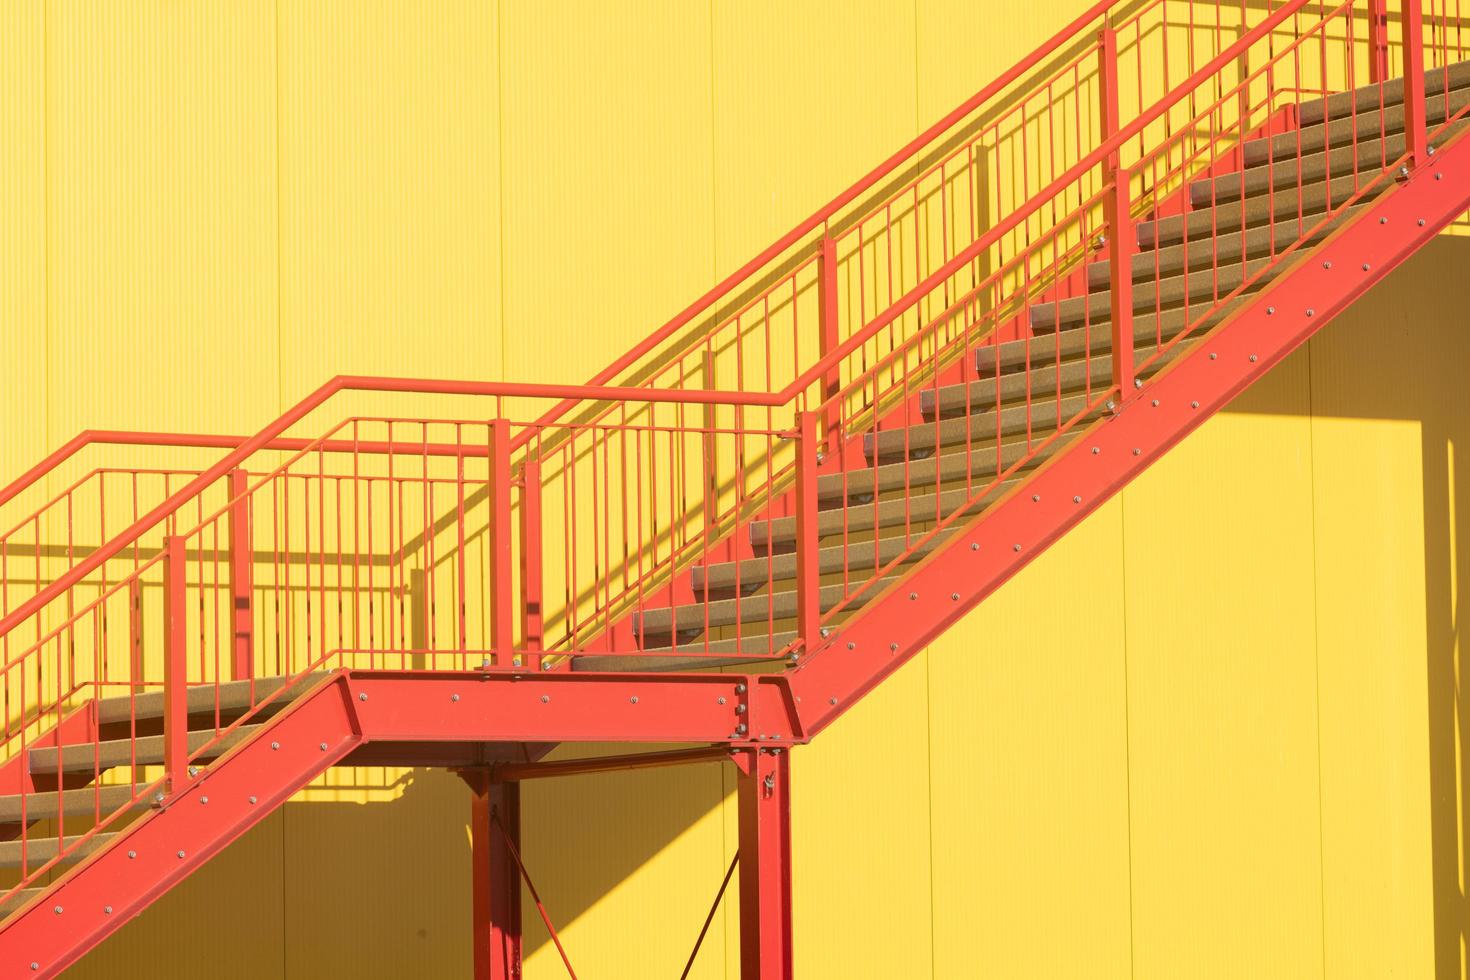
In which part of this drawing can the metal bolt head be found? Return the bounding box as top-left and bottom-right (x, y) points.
(1209, 352), (1217, 360)
(889, 642), (899, 652)
(1418, 218), (1426, 226)
(1013, 543), (1022, 553)
(187, 766), (199, 777)
(1133, 378), (1143, 389)
(249, 796), (258, 804)
(1151, 399), (1160, 407)
(1105, 399), (1116, 411)
(541, 661), (551, 670)
(30, 963), (37, 971)
(1249, 354), (1258, 363)
(735, 683), (747, 694)
(717, 696), (727, 705)
(1132, 448), (1141, 456)
(53, 906), (61, 915)
(969, 542), (979, 551)
(735, 723), (748, 735)
(358, 692), (368, 702)
(735, 704), (747, 714)
(629, 696), (639, 704)
(200, 796), (209, 805)
(104, 906), (113, 915)
(1436, 172), (1443, 180)
(451, 693), (460, 702)
(319, 742), (328, 752)
(1267, 306), (1276, 315)
(1362, 263), (1370, 271)
(539, 695), (550, 704)
(128, 850), (137, 860)
(1031, 494), (1040, 502)
(1428, 145), (1436, 155)
(1073, 495), (1082, 504)
(828, 696), (838, 706)
(1380, 217), (1388, 224)
(271, 741), (280, 751)
(1322, 260), (1332, 269)
(1191, 401), (1200, 409)
(1305, 308), (1315, 317)
(177, 850), (186, 859)
(1399, 166), (1409, 176)
(1091, 446), (1100, 455)
(950, 592), (960, 601)
(819, 626), (831, 638)
(846, 641), (856, 650)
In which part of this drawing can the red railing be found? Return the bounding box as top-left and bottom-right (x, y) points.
(2, 0), (1467, 900)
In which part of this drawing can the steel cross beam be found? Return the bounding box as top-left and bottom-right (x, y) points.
(0, 669), (807, 977)
(782, 122), (1470, 739)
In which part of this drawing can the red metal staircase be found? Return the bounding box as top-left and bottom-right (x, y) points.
(1, 2), (1468, 976)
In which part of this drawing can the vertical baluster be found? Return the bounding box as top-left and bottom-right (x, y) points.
(519, 455), (544, 669)
(488, 419), (513, 666)
(793, 412), (821, 654)
(816, 236), (841, 453)
(227, 469), (254, 682)
(1403, 0), (1427, 166)
(163, 535), (189, 794)
(1368, 0), (1390, 82)
(1100, 25), (1136, 399)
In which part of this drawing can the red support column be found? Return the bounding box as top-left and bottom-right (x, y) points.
(737, 748), (792, 980)
(226, 468), (254, 681)
(1099, 26), (1135, 401)
(518, 456), (543, 669)
(793, 412), (821, 653)
(1367, 0), (1389, 83)
(162, 534), (189, 794)
(816, 236), (842, 451)
(1402, 0), (1427, 167)
(489, 419), (513, 665)
(467, 770), (522, 980)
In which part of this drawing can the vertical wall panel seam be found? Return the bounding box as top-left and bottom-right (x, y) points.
(274, 0), (285, 419)
(274, 4), (289, 976)
(1304, 339), (1330, 980)
(43, 0), (51, 503)
(1119, 496), (1137, 980)
(909, 7), (940, 975)
(496, 0), (507, 379)
(705, 6), (730, 972)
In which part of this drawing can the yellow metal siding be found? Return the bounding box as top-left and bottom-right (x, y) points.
(0, 2), (1462, 977)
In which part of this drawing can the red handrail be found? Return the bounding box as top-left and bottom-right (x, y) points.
(0, 0), (1317, 650)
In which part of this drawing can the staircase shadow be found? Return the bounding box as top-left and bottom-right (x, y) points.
(1220, 232), (1470, 978)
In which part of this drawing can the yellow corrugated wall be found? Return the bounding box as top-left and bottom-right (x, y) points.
(0, 1), (1464, 977)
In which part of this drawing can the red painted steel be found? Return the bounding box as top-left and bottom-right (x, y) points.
(466, 770), (522, 980)
(1403, 0), (1428, 164)
(162, 535), (189, 795)
(738, 748), (792, 980)
(1368, 0), (1389, 82)
(3, 2), (1470, 975)
(226, 468), (254, 682)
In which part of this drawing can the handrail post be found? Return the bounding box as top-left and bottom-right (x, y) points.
(793, 412), (821, 654)
(226, 468), (253, 681)
(489, 419), (513, 667)
(163, 534), (189, 795)
(1367, 0), (1389, 83)
(1402, 0), (1426, 166)
(518, 456), (543, 670)
(816, 236), (842, 454)
(1099, 26), (1135, 400)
